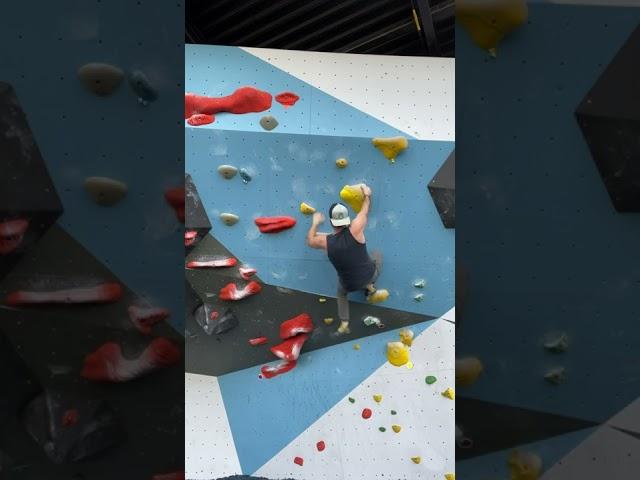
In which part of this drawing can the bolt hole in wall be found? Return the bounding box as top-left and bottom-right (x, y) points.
(185, 44), (455, 479)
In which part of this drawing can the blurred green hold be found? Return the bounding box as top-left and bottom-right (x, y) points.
(348, 397), (355, 403)
(425, 375), (437, 385)
(390, 410), (397, 415)
(379, 427), (386, 432)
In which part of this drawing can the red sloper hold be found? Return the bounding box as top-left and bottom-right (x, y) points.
(280, 313), (314, 339)
(164, 187), (185, 223)
(270, 333), (309, 362)
(187, 113), (215, 126)
(239, 266), (257, 280)
(294, 456), (304, 466)
(254, 216), (296, 233)
(219, 281), (262, 301)
(249, 336), (268, 346)
(81, 338), (180, 382)
(184, 87), (272, 118)
(261, 360), (297, 379)
(128, 305), (170, 335)
(5, 282), (122, 306)
(275, 92), (300, 108)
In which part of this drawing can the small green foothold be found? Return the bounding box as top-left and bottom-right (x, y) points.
(390, 410), (397, 415)
(379, 427), (386, 432)
(425, 375), (437, 385)
(348, 397), (355, 404)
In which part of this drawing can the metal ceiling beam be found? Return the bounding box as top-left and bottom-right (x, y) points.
(410, 0), (442, 56)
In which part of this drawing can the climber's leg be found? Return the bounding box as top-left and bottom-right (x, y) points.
(337, 281), (350, 335)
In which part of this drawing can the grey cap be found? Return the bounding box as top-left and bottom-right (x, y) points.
(329, 203), (351, 227)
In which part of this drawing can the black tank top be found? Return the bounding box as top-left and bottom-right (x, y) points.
(327, 228), (376, 292)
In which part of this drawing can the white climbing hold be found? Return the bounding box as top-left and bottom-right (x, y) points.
(414, 293), (424, 302)
(260, 115), (278, 131)
(544, 367), (565, 385)
(544, 333), (569, 353)
(414, 279), (426, 288)
(217, 165), (238, 179)
(220, 213), (239, 226)
(84, 177), (128, 206)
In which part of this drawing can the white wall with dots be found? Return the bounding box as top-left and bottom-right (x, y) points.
(185, 373), (241, 478)
(241, 47), (455, 142)
(255, 311), (455, 480)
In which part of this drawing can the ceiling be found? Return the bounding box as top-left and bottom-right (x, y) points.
(186, 0), (454, 57)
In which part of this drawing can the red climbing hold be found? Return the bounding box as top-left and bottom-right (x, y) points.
(317, 440), (326, 452)
(275, 91), (300, 108)
(5, 282), (122, 306)
(164, 186), (185, 223)
(186, 257), (237, 269)
(261, 360), (297, 379)
(270, 334), (309, 361)
(249, 336), (268, 346)
(61, 409), (79, 427)
(239, 266), (257, 280)
(219, 281), (262, 301)
(362, 408), (372, 419)
(128, 305), (170, 335)
(184, 230), (198, 247)
(294, 456), (304, 466)
(187, 113), (215, 126)
(254, 216), (297, 233)
(184, 87), (272, 118)
(0, 218), (29, 255)
(81, 337), (180, 382)
(280, 313), (314, 339)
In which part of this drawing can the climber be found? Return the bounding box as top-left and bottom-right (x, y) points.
(306, 184), (382, 335)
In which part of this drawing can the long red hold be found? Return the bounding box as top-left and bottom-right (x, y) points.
(270, 334), (309, 362)
(255, 216), (296, 233)
(185, 86), (272, 118)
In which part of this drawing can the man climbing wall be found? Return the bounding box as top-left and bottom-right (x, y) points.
(306, 184), (389, 334)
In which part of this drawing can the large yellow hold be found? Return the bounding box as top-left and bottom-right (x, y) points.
(508, 450), (542, 480)
(372, 136), (408, 163)
(387, 341), (410, 367)
(455, 356), (483, 387)
(445, 474), (455, 480)
(457, 0), (528, 56)
(340, 184), (365, 213)
(299, 202), (316, 215)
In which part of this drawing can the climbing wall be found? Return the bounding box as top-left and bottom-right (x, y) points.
(456, 2), (640, 479)
(185, 45), (455, 479)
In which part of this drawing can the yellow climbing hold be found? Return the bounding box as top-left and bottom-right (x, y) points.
(373, 394), (382, 403)
(353, 343), (361, 351)
(406, 361), (414, 370)
(372, 136), (408, 163)
(391, 424), (402, 433)
(411, 456), (421, 464)
(367, 289), (389, 304)
(399, 328), (414, 347)
(457, 0), (528, 57)
(508, 450), (542, 480)
(323, 317), (334, 325)
(339, 184), (366, 213)
(455, 356), (484, 387)
(299, 202), (316, 215)
(318, 297), (327, 303)
(336, 157), (348, 168)
(441, 387), (455, 400)
(445, 474), (455, 480)
(387, 341), (409, 367)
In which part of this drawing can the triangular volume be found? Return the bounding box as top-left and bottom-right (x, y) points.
(606, 397), (640, 434)
(185, 173), (212, 252)
(218, 319), (438, 474)
(428, 148), (455, 228)
(456, 397), (598, 460)
(185, 44), (409, 138)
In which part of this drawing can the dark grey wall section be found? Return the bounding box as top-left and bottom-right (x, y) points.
(185, 234), (433, 377)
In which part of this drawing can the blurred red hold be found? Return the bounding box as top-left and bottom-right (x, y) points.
(275, 92), (300, 108)
(316, 440), (326, 452)
(185, 87), (272, 118)
(254, 216), (296, 233)
(294, 456), (304, 466)
(362, 408), (372, 419)
(280, 313), (313, 339)
(270, 334), (309, 361)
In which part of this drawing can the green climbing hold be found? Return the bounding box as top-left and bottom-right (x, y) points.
(390, 410), (397, 415)
(425, 375), (437, 385)
(379, 427), (386, 432)
(348, 397), (355, 404)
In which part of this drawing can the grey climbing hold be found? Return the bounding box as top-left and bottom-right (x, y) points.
(544, 333), (569, 353)
(217, 165), (238, 179)
(84, 177), (128, 206)
(78, 63), (124, 96)
(259, 115), (278, 131)
(414, 279), (426, 288)
(414, 293), (424, 302)
(128, 70), (158, 105)
(239, 168), (252, 184)
(544, 367), (565, 385)
(194, 304), (238, 335)
(363, 316), (382, 327)
(220, 213), (239, 226)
